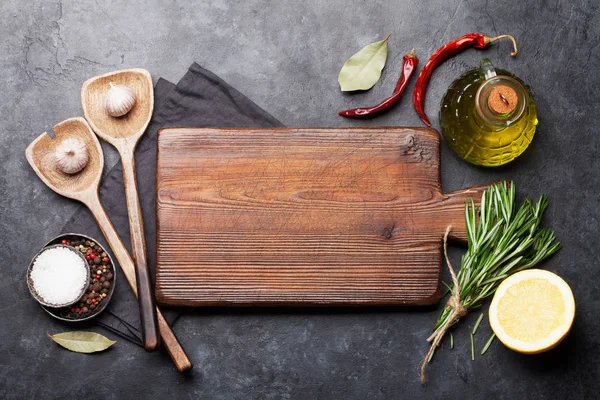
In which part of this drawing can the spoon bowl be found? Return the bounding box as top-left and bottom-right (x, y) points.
(81, 68), (154, 145)
(25, 117), (103, 201)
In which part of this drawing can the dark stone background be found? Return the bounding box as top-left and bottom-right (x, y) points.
(1, 1), (598, 399)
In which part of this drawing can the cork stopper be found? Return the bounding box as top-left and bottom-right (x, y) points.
(488, 85), (518, 114)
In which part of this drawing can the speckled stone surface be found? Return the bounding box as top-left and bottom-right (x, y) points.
(1, 1), (599, 399)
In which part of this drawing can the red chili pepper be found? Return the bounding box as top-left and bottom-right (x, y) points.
(339, 49), (419, 118)
(413, 33), (518, 126)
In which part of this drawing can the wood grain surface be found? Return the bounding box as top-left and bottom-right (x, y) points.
(156, 127), (491, 306)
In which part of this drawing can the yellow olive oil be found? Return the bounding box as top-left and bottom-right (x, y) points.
(440, 59), (538, 166)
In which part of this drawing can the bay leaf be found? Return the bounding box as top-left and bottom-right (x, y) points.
(338, 34), (390, 91)
(48, 331), (116, 353)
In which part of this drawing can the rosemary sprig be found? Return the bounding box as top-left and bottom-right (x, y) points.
(481, 333), (496, 355)
(420, 182), (561, 384)
(470, 334), (475, 361)
(472, 313), (484, 335)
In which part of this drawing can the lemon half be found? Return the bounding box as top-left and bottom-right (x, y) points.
(489, 269), (575, 354)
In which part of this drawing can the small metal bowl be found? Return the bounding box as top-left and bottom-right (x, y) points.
(29, 233), (117, 322)
(27, 244), (90, 308)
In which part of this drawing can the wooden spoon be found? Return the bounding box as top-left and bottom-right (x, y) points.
(81, 69), (159, 351)
(26, 117), (192, 372)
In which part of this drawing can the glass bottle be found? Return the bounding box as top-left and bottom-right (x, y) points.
(439, 58), (538, 167)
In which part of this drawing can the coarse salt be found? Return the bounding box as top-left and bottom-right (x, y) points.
(30, 246), (88, 306)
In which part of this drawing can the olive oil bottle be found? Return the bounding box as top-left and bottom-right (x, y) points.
(440, 59), (537, 166)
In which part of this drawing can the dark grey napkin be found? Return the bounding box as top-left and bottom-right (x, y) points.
(62, 63), (283, 345)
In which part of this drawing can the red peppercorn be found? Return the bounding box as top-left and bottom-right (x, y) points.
(102, 257), (109, 263)
(92, 299), (97, 304)
(71, 308), (76, 313)
(78, 310), (83, 315)
(86, 255), (91, 260)
(90, 253), (97, 259)
(61, 239), (68, 245)
(96, 274), (100, 279)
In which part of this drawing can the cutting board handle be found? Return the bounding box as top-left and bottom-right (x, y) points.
(437, 183), (501, 242)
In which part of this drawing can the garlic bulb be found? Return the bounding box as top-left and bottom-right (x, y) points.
(55, 138), (89, 174)
(104, 82), (136, 117)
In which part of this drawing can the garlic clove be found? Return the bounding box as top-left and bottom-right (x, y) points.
(104, 82), (136, 117)
(55, 138), (89, 174)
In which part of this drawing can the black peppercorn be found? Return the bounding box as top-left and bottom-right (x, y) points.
(94, 257), (101, 265)
(101, 288), (108, 294)
(92, 282), (102, 292)
(102, 281), (111, 289)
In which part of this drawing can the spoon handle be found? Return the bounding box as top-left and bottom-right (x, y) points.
(121, 153), (160, 351)
(85, 193), (192, 372)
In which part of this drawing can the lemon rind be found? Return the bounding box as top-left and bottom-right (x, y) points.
(489, 269), (575, 354)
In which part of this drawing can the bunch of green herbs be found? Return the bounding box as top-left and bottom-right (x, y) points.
(421, 181), (561, 383)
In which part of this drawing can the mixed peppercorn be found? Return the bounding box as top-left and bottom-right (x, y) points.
(54, 238), (114, 319)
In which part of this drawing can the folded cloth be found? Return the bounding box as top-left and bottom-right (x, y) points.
(62, 63), (283, 345)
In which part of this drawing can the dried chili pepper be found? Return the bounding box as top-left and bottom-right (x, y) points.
(339, 49), (419, 118)
(413, 33), (518, 126)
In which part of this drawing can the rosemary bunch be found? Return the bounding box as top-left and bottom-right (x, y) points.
(421, 182), (561, 383)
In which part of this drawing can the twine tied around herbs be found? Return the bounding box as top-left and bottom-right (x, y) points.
(420, 226), (468, 384)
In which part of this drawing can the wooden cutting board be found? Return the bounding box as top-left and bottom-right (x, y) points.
(156, 127), (490, 306)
